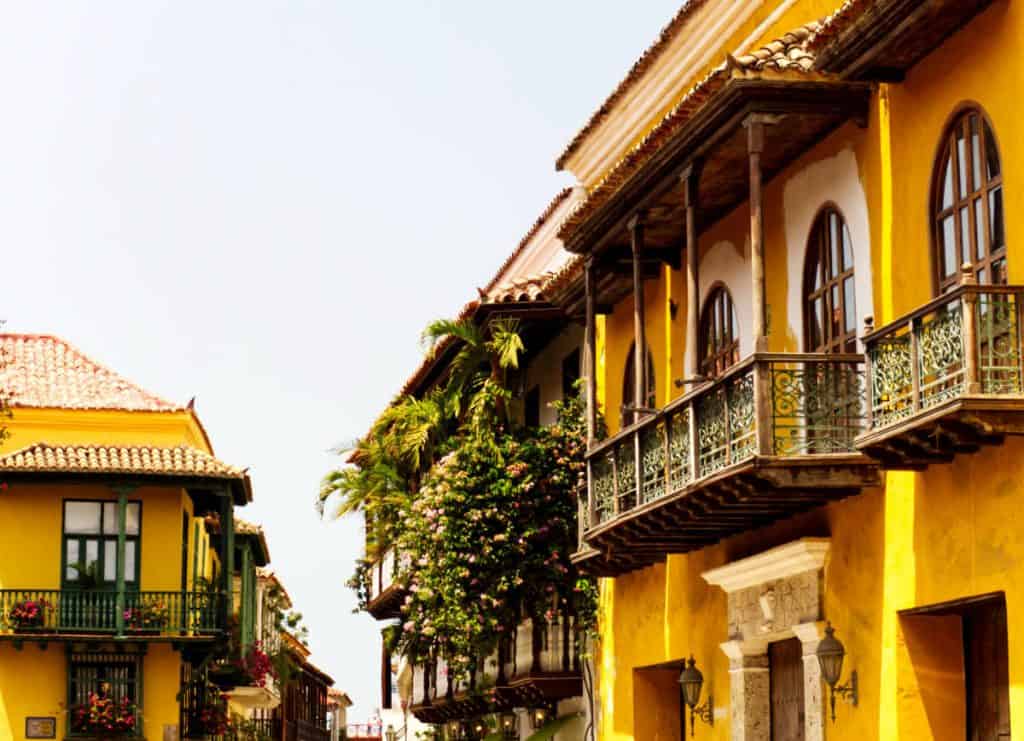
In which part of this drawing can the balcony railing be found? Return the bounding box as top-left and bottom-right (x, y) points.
(0, 589), (225, 637)
(858, 283), (1024, 465)
(578, 353), (878, 574)
(366, 547), (410, 619)
(409, 611), (582, 724)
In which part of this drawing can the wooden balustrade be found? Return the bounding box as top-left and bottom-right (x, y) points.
(0, 589), (225, 637)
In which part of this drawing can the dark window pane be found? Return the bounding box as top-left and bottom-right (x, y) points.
(941, 156), (954, 210)
(843, 277), (856, 335)
(842, 224), (853, 271)
(993, 258), (1007, 285)
(990, 186), (1005, 250)
(985, 120), (1001, 179)
(831, 284), (842, 336)
(810, 298), (823, 350)
(959, 207), (970, 266)
(957, 126), (968, 198)
(971, 116), (983, 192)
(941, 215), (957, 277)
(829, 214), (840, 277)
(974, 198), (985, 260)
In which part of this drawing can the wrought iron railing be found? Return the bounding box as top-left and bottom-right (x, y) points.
(863, 283), (1024, 431)
(0, 588), (225, 636)
(584, 353), (866, 530)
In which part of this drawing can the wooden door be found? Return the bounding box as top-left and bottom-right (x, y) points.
(966, 600), (1011, 740)
(770, 637), (805, 741)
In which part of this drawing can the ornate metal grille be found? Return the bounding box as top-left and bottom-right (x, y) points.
(918, 301), (965, 409)
(639, 422), (667, 504)
(770, 358), (865, 455)
(68, 651), (143, 737)
(978, 293), (1023, 393)
(590, 456), (615, 525)
(615, 443), (637, 513)
(668, 408), (691, 492)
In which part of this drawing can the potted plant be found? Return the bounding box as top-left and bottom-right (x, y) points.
(7, 597), (53, 632)
(124, 601), (169, 634)
(71, 690), (138, 736)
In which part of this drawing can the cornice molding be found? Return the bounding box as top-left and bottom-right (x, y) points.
(701, 538), (831, 593)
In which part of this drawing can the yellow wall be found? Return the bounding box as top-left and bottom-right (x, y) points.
(0, 389), (229, 740)
(0, 643), (188, 741)
(593, 2), (1024, 740)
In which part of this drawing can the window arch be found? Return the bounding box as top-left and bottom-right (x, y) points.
(804, 206), (857, 353)
(932, 106), (1006, 293)
(699, 285), (739, 378)
(621, 342), (655, 426)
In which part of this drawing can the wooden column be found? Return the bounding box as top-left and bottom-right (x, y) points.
(584, 257), (599, 446)
(629, 212), (648, 424)
(221, 490), (235, 624)
(746, 115), (771, 352)
(960, 262), (981, 393)
(682, 163), (702, 379)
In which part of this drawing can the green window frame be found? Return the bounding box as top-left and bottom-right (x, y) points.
(67, 650), (144, 737)
(62, 500), (142, 590)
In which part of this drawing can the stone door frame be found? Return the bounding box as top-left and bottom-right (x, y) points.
(702, 539), (831, 741)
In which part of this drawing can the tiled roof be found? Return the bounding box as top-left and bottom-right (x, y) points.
(0, 334), (183, 412)
(479, 188), (572, 298)
(556, 0), (712, 170)
(806, 0), (870, 54)
(235, 517), (264, 535)
(257, 567), (293, 609)
(489, 273), (555, 304)
(557, 22), (823, 243)
(0, 442), (246, 480)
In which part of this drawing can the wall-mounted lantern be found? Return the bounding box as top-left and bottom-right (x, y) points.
(531, 704), (553, 729)
(678, 656), (714, 734)
(816, 622), (859, 722)
(499, 711), (518, 739)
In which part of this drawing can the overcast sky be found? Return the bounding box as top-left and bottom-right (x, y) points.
(0, 0), (680, 722)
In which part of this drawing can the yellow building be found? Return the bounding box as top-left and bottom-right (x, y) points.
(0, 334), (254, 741)
(556, 0), (1024, 739)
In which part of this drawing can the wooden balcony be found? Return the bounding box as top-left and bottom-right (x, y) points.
(409, 613), (582, 724)
(366, 547), (407, 620)
(0, 588), (225, 641)
(576, 353), (879, 576)
(857, 283), (1024, 467)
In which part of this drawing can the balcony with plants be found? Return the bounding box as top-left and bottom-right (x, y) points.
(322, 317), (595, 735)
(857, 266), (1024, 466)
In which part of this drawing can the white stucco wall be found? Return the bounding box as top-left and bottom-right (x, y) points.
(523, 324), (584, 427)
(782, 147), (874, 351)
(685, 239), (752, 374)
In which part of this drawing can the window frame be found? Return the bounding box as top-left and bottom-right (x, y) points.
(803, 204), (858, 354)
(67, 649), (145, 738)
(930, 104), (1007, 294)
(61, 499), (143, 590)
(699, 284), (740, 378)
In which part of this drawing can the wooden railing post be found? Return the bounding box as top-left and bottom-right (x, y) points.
(689, 400), (700, 480)
(909, 318), (922, 412)
(754, 359), (774, 456)
(960, 264), (981, 394)
(863, 317), (875, 429)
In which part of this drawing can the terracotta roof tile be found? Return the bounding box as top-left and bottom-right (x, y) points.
(558, 22), (824, 243)
(0, 442), (246, 481)
(0, 334), (183, 412)
(806, 0), (870, 54)
(556, 0), (712, 170)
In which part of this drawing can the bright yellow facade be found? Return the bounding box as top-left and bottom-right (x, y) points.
(0, 335), (247, 741)
(565, 1), (1024, 739)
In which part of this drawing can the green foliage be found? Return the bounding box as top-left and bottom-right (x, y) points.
(323, 315), (598, 678)
(393, 394), (595, 673)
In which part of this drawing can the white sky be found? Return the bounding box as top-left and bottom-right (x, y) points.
(0, 0), (681, 722)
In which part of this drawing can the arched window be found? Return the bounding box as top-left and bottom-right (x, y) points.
(804, 206), (857, 353)
(932, 106), (1006, 293)
(621, 342), (655, 426)
(699, 286), (739, 378)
